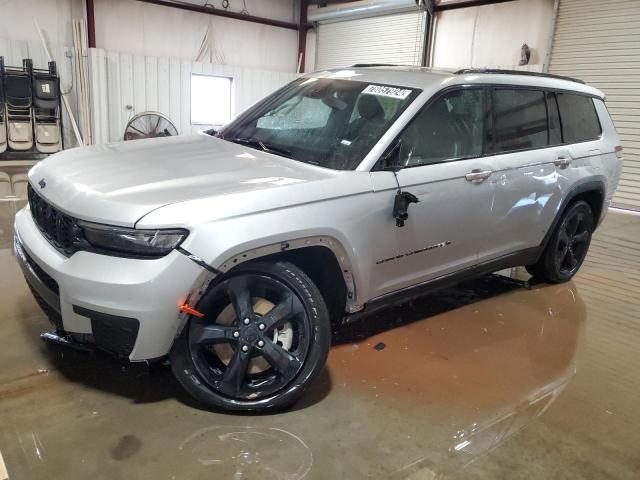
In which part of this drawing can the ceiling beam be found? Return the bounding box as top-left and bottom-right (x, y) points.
(434, 0), (517, 11)
(135, 0), (306, 30)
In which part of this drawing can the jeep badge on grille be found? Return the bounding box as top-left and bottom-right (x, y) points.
(38, 179), (46, 189)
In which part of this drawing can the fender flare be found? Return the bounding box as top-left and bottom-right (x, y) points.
(179, 235), (359, 320)
(539, 177), (607, 255)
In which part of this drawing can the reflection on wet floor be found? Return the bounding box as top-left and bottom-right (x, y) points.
(0, 212), (638, 479)
(0, 198), (26, 250)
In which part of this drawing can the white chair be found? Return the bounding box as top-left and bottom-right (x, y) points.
(5, 66), (34, 152)
(11, 173), (28, 199)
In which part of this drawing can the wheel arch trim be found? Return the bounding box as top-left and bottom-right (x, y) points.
(216, 235), (358, 312)
(179, 235), (359, 319)
(540, 177), (607, 254)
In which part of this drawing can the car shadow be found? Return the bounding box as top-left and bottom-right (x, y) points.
(333, 273), (528, 345)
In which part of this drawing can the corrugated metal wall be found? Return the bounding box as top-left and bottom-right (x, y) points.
(88, 48), (298, 144)
(0, 37), (80, 148)
(549, 0), (640, 210)
(315, 11), (427, 70)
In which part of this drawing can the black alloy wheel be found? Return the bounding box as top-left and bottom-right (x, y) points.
(555, 206), (591, 277)
(527, 200), (595, 283)
(170, 261), (330, 411)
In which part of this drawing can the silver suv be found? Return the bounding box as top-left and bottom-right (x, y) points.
(14, 66), (622, 411)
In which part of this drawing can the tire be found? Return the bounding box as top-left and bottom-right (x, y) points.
(170, 261), (331, 411)
(526, 200), (595, 283)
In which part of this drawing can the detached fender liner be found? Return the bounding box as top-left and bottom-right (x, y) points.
(73, 306), (140, 359)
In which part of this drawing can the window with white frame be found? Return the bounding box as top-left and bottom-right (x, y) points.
(190, 74), (232, 125)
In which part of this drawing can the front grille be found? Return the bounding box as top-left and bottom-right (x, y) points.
(28, 184), (79, 255)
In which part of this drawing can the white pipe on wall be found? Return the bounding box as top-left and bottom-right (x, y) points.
(33, 19), (84, 146)
(308, 0), (421, 23)
(543, 0), (559, 73)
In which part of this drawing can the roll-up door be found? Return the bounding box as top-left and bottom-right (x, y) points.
(549, 0), (640, 209)
(315, 11), (428, 71)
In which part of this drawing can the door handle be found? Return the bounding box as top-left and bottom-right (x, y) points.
(554, 157), (572, 169)
(465, 169), (492, 183)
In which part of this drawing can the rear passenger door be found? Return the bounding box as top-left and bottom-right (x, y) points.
(480, 87), (571, 260)
(483, 88), (605, 261)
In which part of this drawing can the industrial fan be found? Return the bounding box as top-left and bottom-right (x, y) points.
(123, 111), (178, 141)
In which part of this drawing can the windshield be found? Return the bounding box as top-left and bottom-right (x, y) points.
(217, 78), (420, 170)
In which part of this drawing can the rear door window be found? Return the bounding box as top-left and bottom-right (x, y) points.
(491, 89), (548, 153)
(556, 93), (601, 143)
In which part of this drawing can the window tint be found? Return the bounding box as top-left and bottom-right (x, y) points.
(492, 89), (548, 152)
(396, 88), (484, 167)
(557, 93), (601, 143)
(547, 92), (562, 145)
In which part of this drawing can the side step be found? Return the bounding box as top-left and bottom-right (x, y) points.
(40, 331), (96, 353)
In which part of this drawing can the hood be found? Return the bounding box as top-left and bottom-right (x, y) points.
(28, 134), (338, 226)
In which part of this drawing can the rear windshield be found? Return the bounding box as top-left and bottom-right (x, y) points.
(218, 78), (420, 170)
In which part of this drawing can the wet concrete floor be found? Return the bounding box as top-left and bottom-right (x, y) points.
(0, 211), (638, 479)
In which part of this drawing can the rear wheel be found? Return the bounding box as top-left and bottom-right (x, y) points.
(526, 200), (594, 283)
(170, 261), (330, 411)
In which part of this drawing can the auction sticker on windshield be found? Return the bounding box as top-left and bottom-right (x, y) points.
(362, 84), (413, 99)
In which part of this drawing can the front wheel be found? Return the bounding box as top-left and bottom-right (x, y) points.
(170, 261), (330, 411)
(526, 200), (595, 283)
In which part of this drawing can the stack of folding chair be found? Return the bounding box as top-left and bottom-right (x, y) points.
(5, 59), (34, 151)
(32, 62), (61, 153)
(0, 57), (6, 154)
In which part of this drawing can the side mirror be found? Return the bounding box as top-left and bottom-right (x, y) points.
(393, 191), (419, 227)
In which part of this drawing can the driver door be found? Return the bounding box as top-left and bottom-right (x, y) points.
(369, 87), (496, 297)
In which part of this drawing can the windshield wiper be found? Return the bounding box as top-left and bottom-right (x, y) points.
(226, 137), (293, 158)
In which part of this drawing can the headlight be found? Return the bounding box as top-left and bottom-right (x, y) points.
(78, 221), (188, 258)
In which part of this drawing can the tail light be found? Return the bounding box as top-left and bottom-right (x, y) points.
(615, 145), (623, 159)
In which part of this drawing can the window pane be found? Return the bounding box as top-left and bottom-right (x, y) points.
(221, 78), (419, 170)
(256, 96), (331, 130)
(493, 89), (548, 152)
(547, 93), (562, 146)
(190, 74), (232, 125)
(557, 93), (601, 143)
(398, 88), (484, 167)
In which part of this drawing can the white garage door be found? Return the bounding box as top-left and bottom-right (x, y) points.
(549, 0), (640, 210)
(315, 11), (427, 71)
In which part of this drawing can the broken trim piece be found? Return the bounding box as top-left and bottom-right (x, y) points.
(218, 236), (359, 313)
(177, 247), (223, 275)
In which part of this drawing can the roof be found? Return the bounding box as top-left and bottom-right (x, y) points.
(306, 65), (605, 99)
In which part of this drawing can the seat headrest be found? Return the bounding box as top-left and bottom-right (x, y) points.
(357, 95), (384, 120)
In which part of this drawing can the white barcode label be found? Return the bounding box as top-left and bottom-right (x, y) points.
(362, 84), (412, 99)
(41, 84), (50, 94)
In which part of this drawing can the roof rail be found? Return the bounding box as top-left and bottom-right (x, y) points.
(455, 68), (585, 85)
(351, 63), (402, 68)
